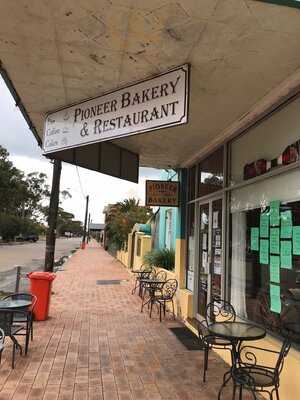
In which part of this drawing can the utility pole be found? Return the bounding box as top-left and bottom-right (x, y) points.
(45, 159), (62, 272)
(82, 195), (89, 247)
(87, 213), (91, 242)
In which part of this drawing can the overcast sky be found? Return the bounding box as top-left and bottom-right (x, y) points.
(0, 77), (161, 223)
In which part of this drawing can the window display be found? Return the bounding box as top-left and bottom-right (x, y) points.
(229, 197), (300, 341)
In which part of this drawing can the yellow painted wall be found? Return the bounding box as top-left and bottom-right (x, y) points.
(132, 233), (152, 269)
(116, 249), (129, 267)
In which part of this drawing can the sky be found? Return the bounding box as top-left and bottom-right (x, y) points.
(0, 77), (161, 223)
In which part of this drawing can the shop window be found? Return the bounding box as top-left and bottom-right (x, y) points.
(186, 203), (195, 291)
(136, 237), (141, 257)
(198, 147), (224, 197)
(229, 193), (300, 343)
(230, 97), (300, 186)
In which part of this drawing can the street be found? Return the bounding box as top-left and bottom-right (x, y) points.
(0, 237), (81, 272)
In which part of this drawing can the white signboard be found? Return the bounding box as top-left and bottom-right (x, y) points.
(43, 64), (189, 154)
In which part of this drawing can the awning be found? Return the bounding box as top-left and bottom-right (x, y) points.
(1, 0), (300, 170)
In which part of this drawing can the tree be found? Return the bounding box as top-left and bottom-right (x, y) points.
(0, 146), (73, 241)
(0, 146), (28, 216)
(105, 198), (153, 251)
(56, 208), (83, 236)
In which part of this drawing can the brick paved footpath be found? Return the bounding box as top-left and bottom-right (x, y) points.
(0, 242), (251, 400)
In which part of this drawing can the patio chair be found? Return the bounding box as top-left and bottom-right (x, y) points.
(205, 299), (236, 324)
(131, 265), (153, 296)
(0, 309), (23, 369)
(229, 335), (291, 400)
(0, 328), (4, 364)
(196, 319), (234, 382)
(140, 269), (168, 310)
(154, 278), (178, 322)
(2, 293), (37, 354)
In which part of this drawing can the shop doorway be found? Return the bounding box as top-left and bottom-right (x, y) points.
(196, 197), (224, 318)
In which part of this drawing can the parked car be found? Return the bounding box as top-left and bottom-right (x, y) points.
(15, 234), (39, 242)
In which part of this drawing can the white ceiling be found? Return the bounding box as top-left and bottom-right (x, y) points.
(1, 0), (300, 167)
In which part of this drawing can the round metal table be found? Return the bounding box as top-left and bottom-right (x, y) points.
(208, 322), (266, 399)
(0, 299), (32, 309)
(131, 270), (152, 296)
(208, 321), (266, 342)
(140, 278), (166, 317)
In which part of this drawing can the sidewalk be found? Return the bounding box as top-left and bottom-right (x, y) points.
(0, 242), (239, 400)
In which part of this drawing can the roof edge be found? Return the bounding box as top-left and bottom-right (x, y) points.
(0, 61), (42, 147)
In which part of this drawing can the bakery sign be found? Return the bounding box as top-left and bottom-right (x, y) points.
(43, 64), (189, 154)
(146, 180), (180, 207)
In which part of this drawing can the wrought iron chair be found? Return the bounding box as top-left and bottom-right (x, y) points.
(228, 335), (292, 400)
(0, 309), (23, 368)
(205, 299), (236, 324)
(140, 269), (168, 311)
(196, 319), (235, 382)
(0, 328), (4, 364)
(2, 293), (37, 355)
(153, 278), (178, 322)
(131, 265), (153, 296)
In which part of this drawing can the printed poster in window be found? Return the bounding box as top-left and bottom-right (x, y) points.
(214, 255), (222, 275)
(187, 271), (194, 292)
(213, 211), (219, 229)
(202, 233), (207, 250)
(202, 251), (208, 270)
(214, 232), (221, 248)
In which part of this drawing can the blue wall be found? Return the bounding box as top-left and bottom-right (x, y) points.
(155, 170), (179, 251)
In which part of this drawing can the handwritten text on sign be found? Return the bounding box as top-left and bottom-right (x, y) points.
(43, 65), (189, 154)
(146, 180), (180, 207)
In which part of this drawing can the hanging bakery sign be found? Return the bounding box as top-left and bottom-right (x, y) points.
(145, 180), (180, 207)
(43, 64), (189, 154)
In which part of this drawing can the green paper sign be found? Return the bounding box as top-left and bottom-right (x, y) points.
(292, 226), (300, 255)
(270, 200), (280, 227)
(270, 228), (280, 254)
(270, 284), (281, 314)
(260, 239), (269, 265)
(251, 228), (259, 251)
(281, 210), (292, 239)
(280, 240), (292, 269)
(260, 213), (269, 238)
(270, 256), (280, 283)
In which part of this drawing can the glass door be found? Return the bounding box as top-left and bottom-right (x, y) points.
(198, 203), (210, 316)
(197, 197), (224, 318)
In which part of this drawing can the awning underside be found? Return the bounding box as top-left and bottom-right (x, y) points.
(1, 0), (300, 168)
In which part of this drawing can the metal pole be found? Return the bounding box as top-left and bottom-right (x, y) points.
(15, 266), (21, 293)
(82, 195), (89, 247)
(45, 160), (62, 271)
(87, 213), (91, 242)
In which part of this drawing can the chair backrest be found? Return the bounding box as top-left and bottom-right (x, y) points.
(0, 328), (4, 346)
(140, 267), (153, 280)
(205, 299), (236, 324)
(155, 270), (167, 282)
(0, 309), (15, 336)
(161, 279), (178, 299)
(238, 336), (291, 381)
(274, 336), (291, 377)
(3, 292), (37, 311)
(197, 319), (209, 343)
(140, 264), (152, 272)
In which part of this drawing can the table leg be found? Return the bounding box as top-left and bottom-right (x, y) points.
(218, 340), (239, 400)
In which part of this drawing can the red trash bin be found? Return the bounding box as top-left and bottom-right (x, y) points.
(27, 272), (56, 321)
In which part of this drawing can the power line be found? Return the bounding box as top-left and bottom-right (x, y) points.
(76, 165), (86, 199)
